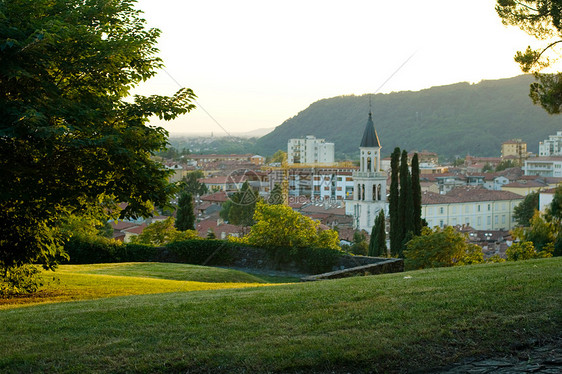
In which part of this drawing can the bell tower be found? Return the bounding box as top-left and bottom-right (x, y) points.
(346, 110), (387, 231)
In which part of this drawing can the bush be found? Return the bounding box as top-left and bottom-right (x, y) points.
(114, 244), (159, 262)
(0, 265), (44, 297)
(506, 241), (553, 261)
(64, 236), (122, 264)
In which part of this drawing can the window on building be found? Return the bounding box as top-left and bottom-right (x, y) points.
(439, 220), (444, 228)
(478, 205), (481, 212)
(487, 204), (491, 211)
(477, 217), (482, 226)
(502, 215), (506, 224)
(465, 205), (469, 213)
(439, 207), (444, 214)
(487, 216), (491, 225)
(495, 215), (498, 224)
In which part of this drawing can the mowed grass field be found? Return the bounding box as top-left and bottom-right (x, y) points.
(0, 262), (285, 309)
(0, 258), (561, 373)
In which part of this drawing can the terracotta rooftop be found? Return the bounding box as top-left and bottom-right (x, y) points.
(422, 187), (523, 205)
(200, 191), (229, 203)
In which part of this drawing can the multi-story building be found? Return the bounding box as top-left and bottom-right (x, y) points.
(421, 187), (523, 231)
(524, 156), (562, 177)
(501, 139), (528, 160)
(287, 135), (335, 165)
(539, 131), (562, 156)
(267, 166), (357, 201)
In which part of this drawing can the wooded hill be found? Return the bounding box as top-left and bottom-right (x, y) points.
(255, 75), (562, 160)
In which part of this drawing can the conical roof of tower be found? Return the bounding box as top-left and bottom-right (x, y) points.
(360, 112), (381, 148)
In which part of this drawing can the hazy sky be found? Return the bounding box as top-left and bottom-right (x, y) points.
(133, 0), (539, 136)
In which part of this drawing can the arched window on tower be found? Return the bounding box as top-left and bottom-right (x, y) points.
(378, 184), (382, 200)
(372, 184), (376, 201)
(362, 184), (365, 201)
(367, 157), (372, 172)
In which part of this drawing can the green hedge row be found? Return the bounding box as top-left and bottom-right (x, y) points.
(64, 237), (343, 274)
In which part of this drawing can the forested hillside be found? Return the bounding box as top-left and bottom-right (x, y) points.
(255, 75), (562, 160)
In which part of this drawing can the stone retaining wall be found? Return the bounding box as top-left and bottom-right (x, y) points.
(301, 258), (404, 281)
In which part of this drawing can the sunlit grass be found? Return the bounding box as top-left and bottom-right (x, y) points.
(0, 258), (560, 373)
(0, 263), (275, 310)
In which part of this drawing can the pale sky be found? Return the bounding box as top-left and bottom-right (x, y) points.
(133, 0), (541, 136)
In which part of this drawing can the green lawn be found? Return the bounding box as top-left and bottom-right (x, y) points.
(0, 258), (561, 373)
(0, 263), (278, 309)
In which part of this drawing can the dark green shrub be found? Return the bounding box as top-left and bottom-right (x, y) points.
(115, 244), (159, 262)
(64, 236), (121, 264)
(165, 240), (234, 265)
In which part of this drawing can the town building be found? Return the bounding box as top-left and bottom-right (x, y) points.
(266, 166), (357, 201)
(421, 187), (523, 231)
(344, 112), (388, 231)
(501, 139), (528, 161)
(287, 135), (335, 165)
(538, 131), (562, 156)
(523, 156), (562, 177)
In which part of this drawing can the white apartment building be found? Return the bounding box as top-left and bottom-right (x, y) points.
(524, 156), (562, 177)
(539, 131), (562, 156)
(422, 188), (523, 231)
(287, 135), (335, 165)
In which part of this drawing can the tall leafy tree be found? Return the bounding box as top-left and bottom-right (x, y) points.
(268, 184), (284, 205)
(244, 201), (340, 250)
(389, 147), (401, 256)
(0, 0), (195, 273)
(180, 171), (208, 197)
(228, 182), (257, 226)
(175, 192), (195, 231)
(513, 191), (539, 226)
(411, 153), (422, 235)
(496, 0), (562, 113)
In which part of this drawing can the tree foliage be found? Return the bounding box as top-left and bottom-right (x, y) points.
(369, 210), (387, 257)
(243, 201), (340, 250)
(268, 184), (284, 205)
(404, 226), (484, 270)
(131, 217), (199, 246)
(389, 147), (401, 256)
(411, 154), (422, 236)
(175, 192), (195, 231)
(227, 181), (258, 226)
(513, 191), (539, 226)
(496, 0), (562, 113)
(506, 240), (553, 261)
(0, 0), (195, 273)
(180, 171), (208, 197)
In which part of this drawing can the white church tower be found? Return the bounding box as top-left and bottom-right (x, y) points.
(345, 111), (388, 231)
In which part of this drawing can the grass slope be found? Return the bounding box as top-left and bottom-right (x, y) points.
(0, 263), (273, 310)
(0, 258), (561, 373)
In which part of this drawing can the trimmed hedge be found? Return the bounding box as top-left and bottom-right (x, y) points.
(64, 237), (344, 274)
(164, 240), (235, 265)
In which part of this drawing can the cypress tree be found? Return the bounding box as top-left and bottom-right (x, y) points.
(398, 150), (410, 251)
(368, 221), (378, 257)
(404, 173), (415, 235)
(175, 192), (195, 231)
(375, 210), (387, 257)
(389, 147), (401, 256)
(411, 153), (422, 235)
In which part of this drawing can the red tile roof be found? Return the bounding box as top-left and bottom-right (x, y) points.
(422, 187), (523, 205)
